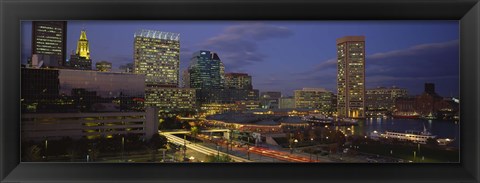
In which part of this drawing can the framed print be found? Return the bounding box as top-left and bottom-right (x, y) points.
(1, 0), (479, 182)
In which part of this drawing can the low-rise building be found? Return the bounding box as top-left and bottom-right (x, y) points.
(22, 107), (158, 141)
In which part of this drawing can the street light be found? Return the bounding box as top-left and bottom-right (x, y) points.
(121, 136), (125, 162)
(44, 139), (48, 161)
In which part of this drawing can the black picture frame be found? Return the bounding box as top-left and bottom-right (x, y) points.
(1, 0), (479, 182)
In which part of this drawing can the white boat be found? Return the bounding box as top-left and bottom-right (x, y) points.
(370, 125), (437, 144)
(302, 115), (333, 124)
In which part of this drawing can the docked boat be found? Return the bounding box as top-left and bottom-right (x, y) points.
(392, 112), (420, 119)
(369, 125), (454, 145)
(302, 115), (333, 124)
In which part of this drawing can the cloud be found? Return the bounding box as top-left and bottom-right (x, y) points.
(198, 23), (293, 71)
(292, 39), (459, 95)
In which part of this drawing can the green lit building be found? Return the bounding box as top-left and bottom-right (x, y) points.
(188, 50), (224, 89)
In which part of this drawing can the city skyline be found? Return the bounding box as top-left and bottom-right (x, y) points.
(21, 21), (459, 97)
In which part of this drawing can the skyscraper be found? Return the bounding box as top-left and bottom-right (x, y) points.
(188, 50), (224, 89)
(31, 21), (67, 67)
(133, 30), (195, 115)
(134, 29), (180, 87)
(69, 29), (92, 70)
(337, 36), (366, 118)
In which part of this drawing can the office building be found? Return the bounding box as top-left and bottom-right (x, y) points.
(279, 96), (295, 109)
(188, 50), (224, 89)
(294, 88), (334, 112)
(21, 68), (145, 113)
(96, 61), (112, 72)
(22, 107), (158, 141)
(260, 91), (281, 109)
(144, 87), (196, 115)
(31, 21), (67, 67)
(69, 29), (92, 70)
(365, 86), (408, 116)
(134, 29), (180, 87)
(225, 73), (252, 90)
(182, 69), (191, 88)
(196, 88), (259, 104)
(337, 36), (366, 118)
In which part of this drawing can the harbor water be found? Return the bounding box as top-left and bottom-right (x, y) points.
(337, 117), (460, 147)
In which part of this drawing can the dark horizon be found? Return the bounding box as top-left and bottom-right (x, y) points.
(21, 21), (460, 97)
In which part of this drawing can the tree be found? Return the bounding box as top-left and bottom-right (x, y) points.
(426, 138), (439, 146)
(190, 126), (199, 143)
(206, 154), (233, 162)
(148, 134), (168, 162)
(23, 145), (42, 162)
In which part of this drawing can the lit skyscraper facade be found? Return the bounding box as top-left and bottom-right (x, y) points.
(188, 50), (224, 89)
(31, 21), (67, 67)
(337, 36), (366, 118)
(133, 30), (195, 115)
(134, 29), (180, 87)
(69, 29), (92, 70)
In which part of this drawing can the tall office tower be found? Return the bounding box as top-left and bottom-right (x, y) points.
(225, 73), (253, 90)
(188, 50), (224, 89)
(96, 61), (112, 72)
(337, 36), (366, 118)
(133, 30), (195, 115)
(69, 29), (92, 70)
(31, 21), (67, 67)
(134, 29), (180, 87)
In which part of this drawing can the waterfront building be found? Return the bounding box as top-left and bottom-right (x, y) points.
(365, 86), (408, 116)
(69, 29), (92, 70)
(393, 83), (458, 119)
(134, 29), (180, 87)
(279, 96), (295, 109)
(96, 61), (112, 72)
(225, 73), (253, 90)
(31, 21), (67, 67)
(188, 50), (224, 89)
(337, 36), (366, 118)
(294, 88), (334, 112)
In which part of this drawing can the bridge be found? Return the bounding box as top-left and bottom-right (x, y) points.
(159, 129), (231, 139)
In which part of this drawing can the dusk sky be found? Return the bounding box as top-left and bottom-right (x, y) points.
(21, 21), (459, 97)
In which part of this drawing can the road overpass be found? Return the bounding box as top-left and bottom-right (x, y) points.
(160, 132), (252, 162)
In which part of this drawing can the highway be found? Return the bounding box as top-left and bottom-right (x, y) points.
(161, 132), (252, 162)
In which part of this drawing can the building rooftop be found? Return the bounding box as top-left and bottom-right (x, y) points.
(134, 29), (180, 41)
